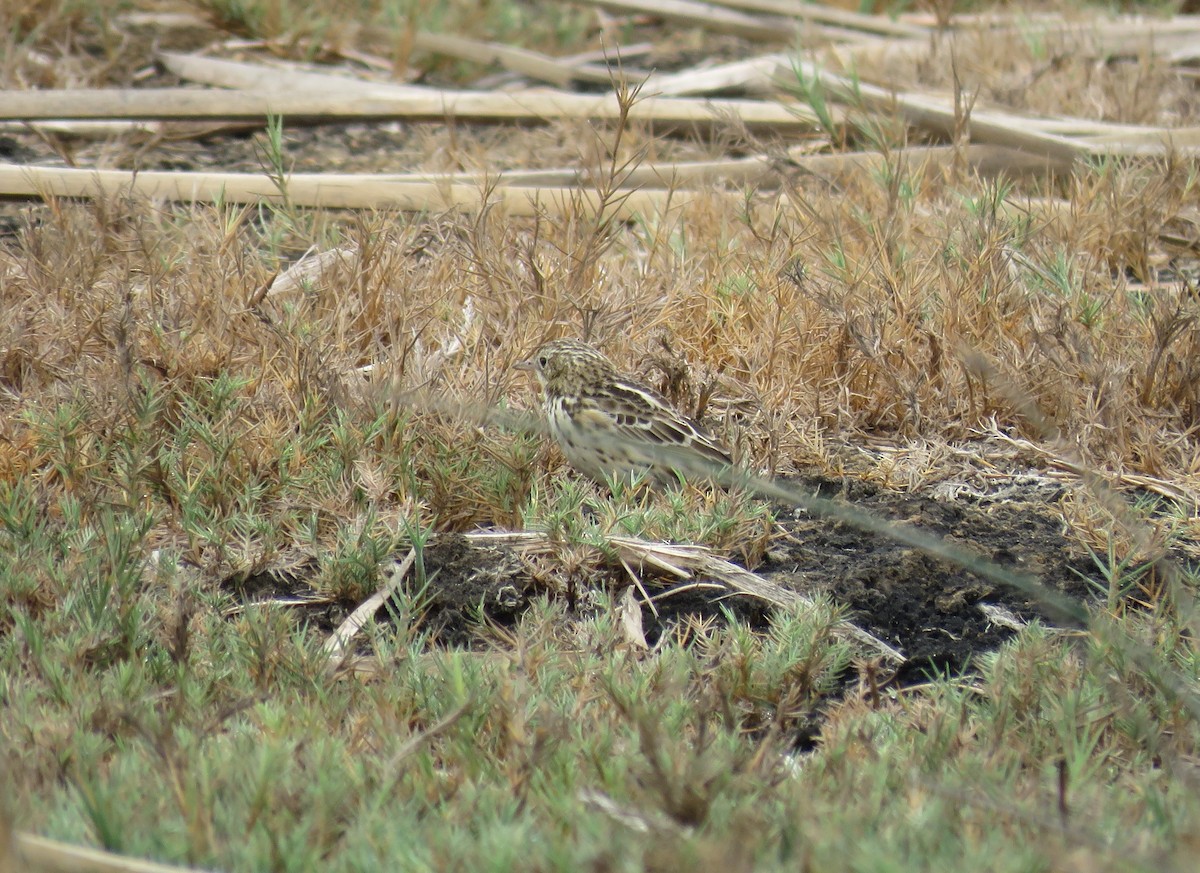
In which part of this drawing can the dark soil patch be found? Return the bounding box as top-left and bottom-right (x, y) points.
(224, 536), (530, 647)
(414, 535), (531, 646)
(223, 473), (1099, 680)
(760, 475), (1095, 680)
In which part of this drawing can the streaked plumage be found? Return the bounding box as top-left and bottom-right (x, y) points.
(516, 339), (733, 486)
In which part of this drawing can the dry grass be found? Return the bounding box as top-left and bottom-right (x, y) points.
(2, 1), (1200, 871)
(6, 146), (1198, 489)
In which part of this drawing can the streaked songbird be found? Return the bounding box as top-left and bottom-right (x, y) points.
(516, 339), (733, 487)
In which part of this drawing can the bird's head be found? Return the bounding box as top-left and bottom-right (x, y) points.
(515, 339), (615, 396)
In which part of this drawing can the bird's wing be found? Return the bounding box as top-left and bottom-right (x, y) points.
(578, 380), (733, 467)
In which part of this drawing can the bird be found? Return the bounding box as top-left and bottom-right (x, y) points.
(515, 339), (734, 487)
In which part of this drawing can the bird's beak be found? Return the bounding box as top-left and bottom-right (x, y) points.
(513, 359), (536, 372)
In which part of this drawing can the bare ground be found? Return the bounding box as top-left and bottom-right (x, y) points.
(226, 468), (1104, 685)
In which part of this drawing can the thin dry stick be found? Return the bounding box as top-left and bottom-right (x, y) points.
(712, 0), (929, 37)
(788, 53), (1194, 157)
(609, 536), (907, 661)
(13, 832), (212, 873)
(0, 164), (722, 215)
(556, 42), (655, 65)
(0, 87), (817, 131)
(619, 555), (661, 618)
(430, 41), (655, 90)
(783, 58), (1090, 163)
(410, 31), (616, 87)
(159, 51), (429, 95)
(323, 549), (417, 664)
(169, 40), (613, 92)
(951, 14), (1200, 56)
(647, 47), (1167, 142)
(1082, 126), (1200, 154)
(0, 120), (164, 137)
(647, 53), (792, 96)
(385, 699), (472, 771)
(0, 145), (1063, 210)
(648, 582), (727, 601)
(572, 0), (796, 41)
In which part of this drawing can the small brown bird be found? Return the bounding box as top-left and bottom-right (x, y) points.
(516, 339), (733, 487)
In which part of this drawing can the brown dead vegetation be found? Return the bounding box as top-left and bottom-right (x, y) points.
(3, 3), (1200, 871)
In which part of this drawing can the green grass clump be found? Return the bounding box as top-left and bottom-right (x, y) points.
(4, 528), (1197, 872)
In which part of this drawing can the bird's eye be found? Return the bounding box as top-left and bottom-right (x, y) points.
(538, 356), (548, 368)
